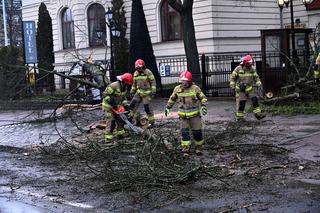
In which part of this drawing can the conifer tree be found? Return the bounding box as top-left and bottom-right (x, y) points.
(112, 0), (129, 74)
(129, 0), (161, 87)
(0, 46), (25, 99)
(36, 2), (55, 92)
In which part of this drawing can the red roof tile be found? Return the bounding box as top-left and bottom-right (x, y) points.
(306, 0), (320, 10)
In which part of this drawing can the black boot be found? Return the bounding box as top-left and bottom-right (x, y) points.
(255, 113), (266, 120)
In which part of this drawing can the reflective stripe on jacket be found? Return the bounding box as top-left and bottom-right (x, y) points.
(131, 69), (156, 96)
(178, 107), (201, 118)
(230, 65), (262, 90)
(315, 54), (320, 79)
(166, 84), (207, 119)
(102, 81), (127, 110)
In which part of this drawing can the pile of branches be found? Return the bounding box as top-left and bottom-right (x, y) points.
(93, 139), (231, 192)
(264, 23), (320, 106)
(264, 79), (320, 105)
(39, 118), (290, 196)
(39, 121), (232, 193)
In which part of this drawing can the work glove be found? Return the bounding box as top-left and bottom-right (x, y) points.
(239, 83), (247, 92)
(108, 99), (118, 110)
(152, 86), (156, 94)
(200, 104), (207, 116)
(130, 90), (136, 98)
(123, 104), (131, 112)
(164, 108), (170, 117)
(257, 86), (264, 98)
(152, 91), (156, 98)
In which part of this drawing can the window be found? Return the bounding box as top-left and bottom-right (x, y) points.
(160, 0), (182, 41)
(88, 3), (106, 47)
(61, 8), (75, 49)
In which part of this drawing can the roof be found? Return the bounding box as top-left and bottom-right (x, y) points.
(306, 0), (320, 10)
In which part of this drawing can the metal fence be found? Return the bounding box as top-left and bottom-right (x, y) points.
(1, 51), (313, 103)
(157, 50), (313, 97)
(158, 57), (188, 86)
(157, 52), (262, 97)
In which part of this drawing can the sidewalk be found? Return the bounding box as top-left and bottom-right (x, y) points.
(150, 98), (235, 123)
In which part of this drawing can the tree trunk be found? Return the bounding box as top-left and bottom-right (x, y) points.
(182, 1), (201, 85)
(169, 0), (201, 85)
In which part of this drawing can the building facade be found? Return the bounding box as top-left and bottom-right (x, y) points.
(21, 0), (320, 70)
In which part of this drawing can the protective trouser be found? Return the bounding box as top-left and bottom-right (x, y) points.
(180, 115), (204, 153)
(104, 109), (125, 141)
(235, 91), (262, 119)
(129, 93), (155, 125)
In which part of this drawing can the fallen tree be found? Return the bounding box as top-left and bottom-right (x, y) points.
(264, 80), (320, 105)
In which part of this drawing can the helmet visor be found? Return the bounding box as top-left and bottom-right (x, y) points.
(179, 77), (189, 82)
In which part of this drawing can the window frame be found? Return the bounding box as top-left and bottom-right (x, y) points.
(87, 3), (106, 47)
(61, 8), (75, 49)
(160, 0), (183, 42)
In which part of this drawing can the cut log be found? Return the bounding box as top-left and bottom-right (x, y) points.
(264, 92), (300, 104)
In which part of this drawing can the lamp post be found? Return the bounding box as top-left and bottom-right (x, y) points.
(97, 7), (120, 82)
(105, 7), (121, 82)
(277, 0), (313, 61)
(96, 28), (108, 82)
(277, 0), (285, 29)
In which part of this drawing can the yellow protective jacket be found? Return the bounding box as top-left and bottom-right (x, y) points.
(315, 53), (320, 79)
(102, 81), (128, 110)
(131, 68), (156, 96)
(230, 65), (262, 93)
(166, 84), (207, 118)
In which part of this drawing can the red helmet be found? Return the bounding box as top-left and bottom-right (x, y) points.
(117, 73), (133, 85)
(179, 71), (192, 82)
(135, 59), (145, 69)
(241, 54), (254, 66)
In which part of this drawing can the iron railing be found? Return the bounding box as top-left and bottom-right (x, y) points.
(157, 51), (313, 97)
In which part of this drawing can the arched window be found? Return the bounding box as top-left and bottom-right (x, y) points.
(61, 8), (75, 49)
(88, 3), (106, 47)
(160, 0), (183, 41)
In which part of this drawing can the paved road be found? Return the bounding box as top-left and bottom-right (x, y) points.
(0, 99), (319, 212)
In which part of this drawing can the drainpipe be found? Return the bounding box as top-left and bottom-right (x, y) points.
(2, 0), (8, 46)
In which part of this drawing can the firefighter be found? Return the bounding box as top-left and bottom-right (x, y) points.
(230, 54), (265, 121)
(129, 59), (156, 127)
(164, 71), (208, 156)
(314, 53), (320, 83)
(102, 73), (133, 142)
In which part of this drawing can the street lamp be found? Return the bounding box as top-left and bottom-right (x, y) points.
(302, 0), (313, 4)
(96, 29), (104, 40)
(277, 0), (313, 61)
(277, 0), (285, 29)
(97, 7), (120, 82)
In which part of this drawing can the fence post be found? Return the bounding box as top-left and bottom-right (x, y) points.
(201, 53), (207, 94)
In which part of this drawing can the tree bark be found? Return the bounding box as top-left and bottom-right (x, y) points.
(169, 0), (201, 85)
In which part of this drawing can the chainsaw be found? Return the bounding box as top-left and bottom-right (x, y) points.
(111, 106), (144, 135)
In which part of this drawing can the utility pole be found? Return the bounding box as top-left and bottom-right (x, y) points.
(2, 0), (9, 46)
